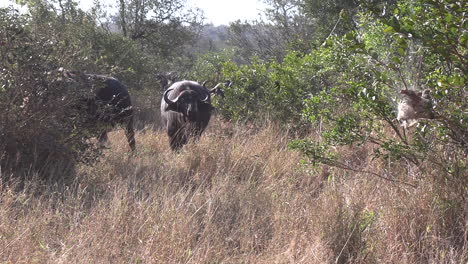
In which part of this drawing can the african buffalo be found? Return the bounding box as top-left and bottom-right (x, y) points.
(160, 80), (225, 150)
(62, 70), (136, 151)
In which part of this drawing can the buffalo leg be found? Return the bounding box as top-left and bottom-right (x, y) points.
(125, 117), (136, 151)
(169, 134), (187, 151)
(98, 131), (109, 147)
(169, 127), (187, 151)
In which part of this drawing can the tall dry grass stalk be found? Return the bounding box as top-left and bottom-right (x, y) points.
(0, 118), (466, 263)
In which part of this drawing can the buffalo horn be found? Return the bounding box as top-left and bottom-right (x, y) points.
(209, 83), (226, 98)
(209, 83), (223, 93)
(163, 88), (176, 105)
(200, 91), (210, 102)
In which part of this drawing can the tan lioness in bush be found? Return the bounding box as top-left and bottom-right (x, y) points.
(397, 89), (435, 128)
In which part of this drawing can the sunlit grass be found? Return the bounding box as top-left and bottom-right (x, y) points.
(0, 118), (466, 263)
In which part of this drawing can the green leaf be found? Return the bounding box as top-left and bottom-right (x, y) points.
(397, 48), (405, 56)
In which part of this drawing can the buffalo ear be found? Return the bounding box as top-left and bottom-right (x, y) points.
(165, 103), (180, 112)
(199, 102), (215, 112)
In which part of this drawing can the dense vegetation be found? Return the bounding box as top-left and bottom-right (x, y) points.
(0, 0), (466, 262)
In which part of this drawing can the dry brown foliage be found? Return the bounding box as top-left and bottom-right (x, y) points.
(0, 118), (466, 263)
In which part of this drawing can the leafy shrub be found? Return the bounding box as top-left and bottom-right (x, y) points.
(0, 7), (102, 180)
(213, 50), (338, 129)
(290, 0), (466, 177)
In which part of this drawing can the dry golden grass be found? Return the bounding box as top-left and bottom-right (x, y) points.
(0, 118), (466, 263)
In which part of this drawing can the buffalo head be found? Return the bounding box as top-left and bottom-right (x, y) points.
(163, 88), (213, 122)
(160, 80), (226, 150)
(58, 68), (136, 151)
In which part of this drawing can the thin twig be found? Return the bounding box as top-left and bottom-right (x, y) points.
(321, 12), (342, 47)
(0, 228), (30, 256)
(335, 222), (358, 264)
(325, 159), (417, 188)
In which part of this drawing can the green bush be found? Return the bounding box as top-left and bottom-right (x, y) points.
(214, 50), (337, 128)
(291, 0), (466, 177)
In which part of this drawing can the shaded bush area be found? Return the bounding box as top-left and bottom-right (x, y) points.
(0, 8), (98, 181)
(0, 1), (160, 180)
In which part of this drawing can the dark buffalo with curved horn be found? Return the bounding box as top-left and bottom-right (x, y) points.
(62, 69), (136, 151)
(160, 80), (226, 150)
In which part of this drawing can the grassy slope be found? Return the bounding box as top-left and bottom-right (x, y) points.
(0, 118), (466, 263)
